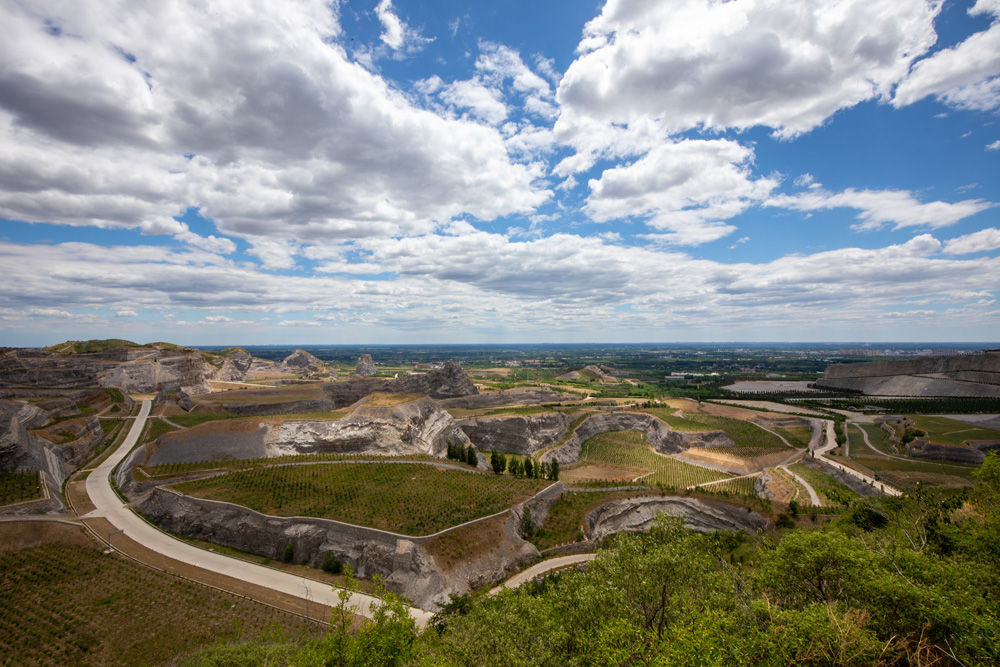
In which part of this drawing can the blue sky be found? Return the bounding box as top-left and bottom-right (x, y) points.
(1, 0), (999, 346)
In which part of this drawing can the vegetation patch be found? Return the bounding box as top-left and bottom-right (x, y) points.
(907, 414), (1000, 447)
(142, 418), (180, 444)
(565, 430), (729, 489)
(531, 489), (650, 550)
(172, 463), (550, 535)
(0, 471), (43, 505)
(0, 543), (320, 666)
(787, 463), (858, 507)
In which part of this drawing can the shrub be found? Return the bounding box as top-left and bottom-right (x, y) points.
(322, 553), (343, 574)
(282, 544), (294, 563)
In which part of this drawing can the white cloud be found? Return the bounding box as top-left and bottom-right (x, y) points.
(115, 309), (138, 318)
(585, 139), (778, 244)
(554, 0), (941, 169)
(767, 187), (994, 230)
(893, 0), (1000, 110)
(0, 1), (546, 248)
(374, 0), (432, 54)
(987, 140), (1000, 151)
(943, 227), (1000, 255)
(439, 80), (508, 125)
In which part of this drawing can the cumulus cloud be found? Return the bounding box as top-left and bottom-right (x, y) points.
(554, 0), (941, 169)
(943, 227), (1000, 255)
(766, 187), (994, 230)
(0, 1), (546, 252)
(987, 140), (1000, 151)
(893, 0), (1000, 110)
(585, 139), (778, 244)
(439, 80), (508, 125)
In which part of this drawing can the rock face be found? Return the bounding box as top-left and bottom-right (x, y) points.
(906, 440), (987, 465)
(355, 354), (377, 376)
(212, 348), (254, 382)
(815, 351), (1000, 397)
(0, 398), (105, 514)
(438, 387), (573, 409)
(322, 362), (479, 409)
(282, 349), (325, 373)
(586, 496), (769, 542)
(265, 397), (468, 458)
(0, 345), (215, 394)
(544, 411), (733, 464)
(457, 413), (571, 456)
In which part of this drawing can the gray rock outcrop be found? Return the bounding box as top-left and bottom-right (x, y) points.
(212, 348), (254, 382)
(544, 411), (733, 464)
(355, 354), (377, 376)
(906, 440), (986, 465)
(282, 349), (325, 373)
(457, 413), (571, 457)
(586, 496), (769, 542)
(815, 351), (1000, 397)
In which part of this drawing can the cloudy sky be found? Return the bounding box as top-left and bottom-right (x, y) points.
(1, 0), (999, 346)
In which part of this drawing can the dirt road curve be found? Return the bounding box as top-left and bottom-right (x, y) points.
(84, 399), (433, 627)
(490, 553), (597, 594)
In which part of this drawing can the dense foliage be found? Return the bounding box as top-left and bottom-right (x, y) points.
(189, 453), (1000, 665)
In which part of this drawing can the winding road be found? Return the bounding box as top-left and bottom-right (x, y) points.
(83, 399), (433, 628)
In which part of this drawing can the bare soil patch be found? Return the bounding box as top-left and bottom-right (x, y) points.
(678, 447), (794, 474)
(0, 520), (91, 553)
(66, 478), (97, 514)
(423, 513), (509, 571)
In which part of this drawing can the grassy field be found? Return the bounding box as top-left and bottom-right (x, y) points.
(0, 471), (43, 505)
(564, 431), (729, 489)
(0, 542), (320, 666)
(199, 384), (325, 405)
(854, 423), (899, 456)
(172, 463), (549, 535)
(787, 463), (858, 507)
(639, 407), (715, 432)
(531, 490), (649, 550)
(141, 418), (179, 443)
(907, 415), (1000, 446)
(696, 475), (759, 499)
(770, 424), (812, 449)
(686, 415), (790, 456)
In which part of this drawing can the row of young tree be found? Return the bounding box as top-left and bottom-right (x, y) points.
(489, 450), (559, 481)
(445, 442), (478, 466)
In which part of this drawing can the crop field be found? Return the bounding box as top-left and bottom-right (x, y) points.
(639, 407), (715, 432)
(565, 431), (729, 489)
(695, 475), (759, 499)
(137, 452), (476, 479)
(787, 463), (858, 507)
(687, 415), (791, 455)
(172, 463), (549, 535)
(907, 415), (1000, 446)
(854, 423), (900, 456)
(531, 490), (649, 550)
(0, 471), (43, 505)
(198, 384), (325, 405)
(0, 543), (320, 666)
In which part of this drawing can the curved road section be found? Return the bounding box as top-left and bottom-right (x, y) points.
(85, 399), (432, 627)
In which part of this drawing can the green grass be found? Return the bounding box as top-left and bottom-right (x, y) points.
(531, 490), (649, 550)
(771, 425), (812, 449)
(569, 430), (728, 488)
(0, 471), (43, 505)
(787, 464), (858, 507)
(44, 339), (139, 354)
(172, 463), (550, 535)
(639, 407), (715, 432)
(907, 415), (1000, 446)
(168, 412), (235, 428)
(103, 387), (125, 404)
(685, 415), (791, 456)
(0, 543), (320, 666)
(142, 418), (179, 443)
(99, 418), (123, 438)
(854, 424), (900, 456)
(848, 454), (978, 477)
(696, 475), (759, 498)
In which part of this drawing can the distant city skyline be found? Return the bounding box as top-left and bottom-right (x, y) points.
(1, 0), (999, 346)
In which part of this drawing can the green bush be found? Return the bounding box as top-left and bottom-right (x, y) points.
(281, 544), (294, 563)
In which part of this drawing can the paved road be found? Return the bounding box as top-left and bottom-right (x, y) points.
(490, 553), (597, 594)
(813, 419), (902, 496)
(84, 399), (432, 627)
(779, 465), (821, 506)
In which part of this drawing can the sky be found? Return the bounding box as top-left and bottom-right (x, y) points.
(1, 0), (999, 346)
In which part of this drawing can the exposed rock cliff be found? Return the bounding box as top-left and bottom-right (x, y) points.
(265, 397), (467, 458)
(0, 344), (216, 394)
(586, 496), (769, 542)
(815, 351), (1000, 397)
(283, 349), (325, 373)
(457, 413), (571, 456)
(355, 354), (377, 376)
(212, 348), (254, 381)
(544, 411), (733, 464)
